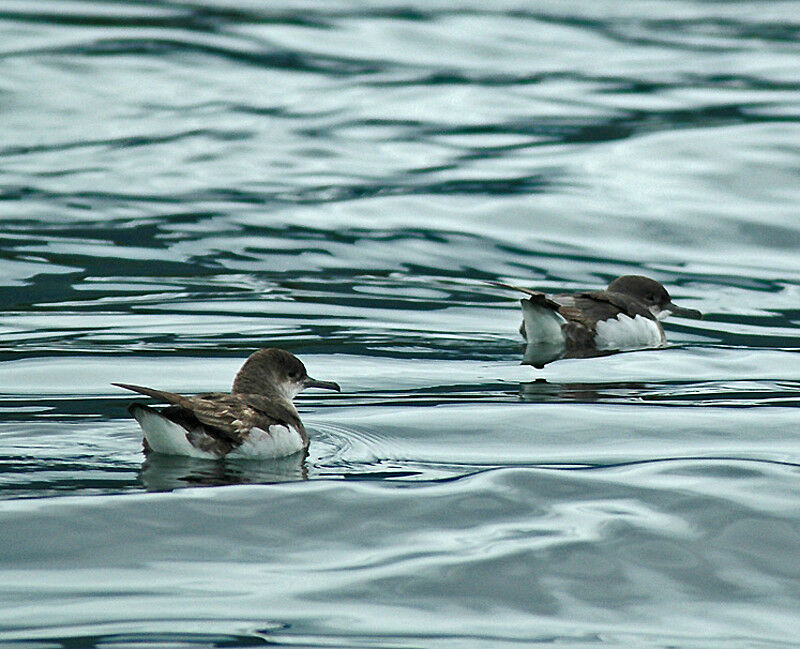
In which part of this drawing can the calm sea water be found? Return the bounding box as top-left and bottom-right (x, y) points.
(2, 1), (800, 647)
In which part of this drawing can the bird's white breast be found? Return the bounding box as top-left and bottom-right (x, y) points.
(226, 424), (306, 459)
(594, 314), (665, 350)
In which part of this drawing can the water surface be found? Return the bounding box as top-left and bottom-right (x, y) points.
(1, 1), (800, 647)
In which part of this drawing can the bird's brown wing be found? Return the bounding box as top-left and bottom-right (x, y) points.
(240, 393), (302, 431)
(554, 291), (642, 331)
(552, 300), (613, 333)
(113, 383), (257, 444)
(575, 291), (653, 320)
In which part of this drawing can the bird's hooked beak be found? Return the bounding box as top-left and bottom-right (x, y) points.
(304, 377), (341, 392)
(665, 301), (702, 319)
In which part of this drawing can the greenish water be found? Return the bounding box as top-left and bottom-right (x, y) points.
(1, 1), (800, 647)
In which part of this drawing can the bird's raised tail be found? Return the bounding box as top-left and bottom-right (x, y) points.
(112, 382), (191, 408)
(489, 281), (566, 344)
(488, 281), (543, 298)
(489, 281), (563, 309)
(114, 385), (222, 458)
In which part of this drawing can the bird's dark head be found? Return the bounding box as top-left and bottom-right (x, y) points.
(607, 275), (702, 320)
(232, 348), (340, 400)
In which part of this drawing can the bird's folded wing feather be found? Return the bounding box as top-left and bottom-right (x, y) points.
(555, 293), (625, 332)
(240, 393), (302, 431)
(581, 291), (652, 319)
(113, 383), (255, 443)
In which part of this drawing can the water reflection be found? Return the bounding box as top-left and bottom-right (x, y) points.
(522, 341), (618, 368)
(3, 0), (800, 645)
(519, 377), (800, 407)
(139, 450), (308, 491)
(517, 377), (687, 406)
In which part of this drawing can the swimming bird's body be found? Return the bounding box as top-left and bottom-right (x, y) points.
(496, 275), (701, 365)
(114, 348), (340, 459)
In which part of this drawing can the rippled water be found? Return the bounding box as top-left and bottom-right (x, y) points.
(2, 1), (800, 647)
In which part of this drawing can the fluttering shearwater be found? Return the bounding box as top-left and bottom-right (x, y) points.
(496, 275), (701, 363)
(113, 348), (340, 459)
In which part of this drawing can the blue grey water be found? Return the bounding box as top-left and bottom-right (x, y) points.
(1, 1), (800, 647)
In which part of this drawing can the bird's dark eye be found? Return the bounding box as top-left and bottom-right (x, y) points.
(646, 294), (655, 302)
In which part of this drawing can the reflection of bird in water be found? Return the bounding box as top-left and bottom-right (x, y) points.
(520, 378), (651, 404)
(494, 275), (702, 367)
(114, 348), (340, 459)
(139, 451), (308, 492)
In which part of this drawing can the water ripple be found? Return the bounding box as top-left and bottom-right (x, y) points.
(2, 1), (800, 646)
